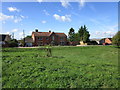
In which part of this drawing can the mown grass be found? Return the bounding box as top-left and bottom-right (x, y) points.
(2, 46), (120, 88)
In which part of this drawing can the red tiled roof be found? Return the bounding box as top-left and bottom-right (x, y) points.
(55, 33), (67, 37)
(25, 38), (33, 43)
(107, 38), (112, 41)
(32, 32), (52, 36)
(32, 32), (66, 37)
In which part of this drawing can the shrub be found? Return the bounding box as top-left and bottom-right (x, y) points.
(112, 31), (120, 47)
(87, 41), (98, 45)
(8, 39), (18, 47)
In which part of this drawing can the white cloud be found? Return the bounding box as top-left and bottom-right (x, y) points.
(7, 7), (20, 12)
(14, 15), (26, 23)
(93, 28), (117, 38)
(43, 10), (50, 16)
(90, 23), (118, 38)
(17, 32), (24, 39)
(60, 0), (85, 8)
(12, 29), (19, 32)
(95, 31), (100, 35)
(53, 14), (71, 22)
(19, 32), (24, 36)
(58, 10), (61, 12)
(41, 20), (47, 24)
(20, 15), (25, 18)
(2, 21), (6, 24)
(21, 24), (23, 26)
(0, 13), (14, 21)
(0, 13), (27, 23)
(14, 18), (22, 23)
(60, 0), (70, 8)
(37, 0), (43, 3)
(72, 12), (80, 16)
(107, 24), (118, 31)
(102, 31), (116, 38)
(79, 0), (85, 7)
(28, 31), (33, 35)
(54, 14), (60, 20)
(6, 32), (10, 34)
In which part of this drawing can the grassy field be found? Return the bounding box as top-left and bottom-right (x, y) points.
(2, 46), (120, 88)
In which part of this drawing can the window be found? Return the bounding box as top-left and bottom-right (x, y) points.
(46, 37), (49, 40)
(60, 42), (64, 45)
(38, 37), (43, 40)
(52, 36), (54, 40)
(40, 42), (43, 45)
(60, 37), (64, 41)
(38, 41), (43, 46)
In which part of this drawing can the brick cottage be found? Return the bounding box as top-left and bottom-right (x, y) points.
(32, 29), (67, 46)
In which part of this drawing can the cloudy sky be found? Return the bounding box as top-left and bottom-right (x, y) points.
(1, 1), (118, 40)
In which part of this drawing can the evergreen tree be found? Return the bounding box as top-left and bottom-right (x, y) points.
(78, 25), (90, 42)
(78, 26), (84, 41)
(68, 28), (75, 41)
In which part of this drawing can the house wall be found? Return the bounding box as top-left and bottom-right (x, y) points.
(69, 41), (79, 46)
(99, 39), (105, 45)
(26, 43), (32, 47)
(105, 38), (112, 44)
(33, 33), (67, 46)
(5, 35), (11, 41)
(32, 34), (35, 42)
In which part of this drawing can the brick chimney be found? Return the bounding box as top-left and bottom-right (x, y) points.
(35, 29), (38, 32)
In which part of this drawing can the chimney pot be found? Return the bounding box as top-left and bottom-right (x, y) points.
(35, 29), (38, 32)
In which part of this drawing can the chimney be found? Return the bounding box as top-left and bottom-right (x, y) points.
(49, 30), (51, 33)
(35, 29), (38, 32)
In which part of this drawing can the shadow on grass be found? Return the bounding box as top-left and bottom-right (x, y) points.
(51, 56), (65, 58)
(34, 54), (65, 58)
(114, 47), (120, 49)
(42, 56), (65, 58)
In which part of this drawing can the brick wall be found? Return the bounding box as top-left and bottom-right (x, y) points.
(105, 38), (112, 44)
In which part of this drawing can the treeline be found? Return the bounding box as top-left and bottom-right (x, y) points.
(68, 25), (90, 43)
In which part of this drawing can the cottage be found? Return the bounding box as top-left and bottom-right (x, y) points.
(99, 38), (112, 45)
(0, 34), (11, 47)
(32, 29), (67, 46)
(25, 38), (33, 47)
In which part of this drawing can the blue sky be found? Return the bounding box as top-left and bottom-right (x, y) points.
(1, 1), (118, 40)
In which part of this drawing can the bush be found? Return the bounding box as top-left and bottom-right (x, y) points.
(8, 39), (18, 47)
(112, 31), (120, 47)
(87, 41), (98, 45)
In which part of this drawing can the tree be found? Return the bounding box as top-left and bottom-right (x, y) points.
(78, 26), (84, 40)
(18, 40), (25, 47)
(8, 39), (18, 47)
(69, 28), (75, 35)
(78, 25), (90, 42)
(112, 31), (120, 47)
(68, 28), (75, 42)
(25, 35), (32, 38)
(73, 33), (80, 41)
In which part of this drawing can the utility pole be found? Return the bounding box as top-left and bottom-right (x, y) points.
(23, 30), (25, 47)
(12, 32), (14, 39)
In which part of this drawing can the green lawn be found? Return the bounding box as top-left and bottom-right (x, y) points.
(2, 46), (120, 88)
